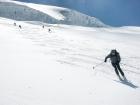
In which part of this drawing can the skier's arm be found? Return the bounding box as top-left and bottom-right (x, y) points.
(104, 54), (111, 62)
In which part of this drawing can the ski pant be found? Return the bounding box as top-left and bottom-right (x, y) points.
(111, 62), (124, 77)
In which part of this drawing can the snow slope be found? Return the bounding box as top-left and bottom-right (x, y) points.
(0, 17), (140, 105)
(0, 0), (106, 27)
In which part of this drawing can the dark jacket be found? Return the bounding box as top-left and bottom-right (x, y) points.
(105, 50), (121, 64)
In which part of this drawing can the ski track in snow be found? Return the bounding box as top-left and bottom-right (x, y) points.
(1, 18), (140, 81)
(18, 22), (140, 78)
(0, 18), (140, 105)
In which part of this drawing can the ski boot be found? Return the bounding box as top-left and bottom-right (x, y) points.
(123, 75), (127, 81)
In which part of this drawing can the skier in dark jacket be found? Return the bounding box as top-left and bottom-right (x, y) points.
(104, 49), (126, 80)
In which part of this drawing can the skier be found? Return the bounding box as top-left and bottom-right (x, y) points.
(19, 25), (22, 29)
(48, 28), (51, 33)
(104, 49), (126, 80)
(14, 22), (16, 26)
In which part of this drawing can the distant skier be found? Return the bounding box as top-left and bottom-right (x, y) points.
(42, 25), (44, 28)
(48, 28), (51, 33)
(14, 22), (16, 26)
(104, 49), (126, 80)
(19, 25), (22, 29)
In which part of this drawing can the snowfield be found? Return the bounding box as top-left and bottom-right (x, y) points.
(0, 0), (140, 105)
(0, 17), (140, 105)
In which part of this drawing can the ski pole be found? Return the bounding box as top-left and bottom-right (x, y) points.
(93, 62), (104, 70)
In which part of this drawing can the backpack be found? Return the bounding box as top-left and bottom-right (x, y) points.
(111, 50), (121, 62)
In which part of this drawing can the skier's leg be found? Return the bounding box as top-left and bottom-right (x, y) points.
(112, 63), (119, 76)
(116, 63), (127, 80)
(112, 63), (122, 80)
(116, 63), (124, 76)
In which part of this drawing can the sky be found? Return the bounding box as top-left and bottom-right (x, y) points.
(15, 0), (140, 27)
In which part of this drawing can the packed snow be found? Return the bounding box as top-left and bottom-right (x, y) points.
(0, 0), (140, 105)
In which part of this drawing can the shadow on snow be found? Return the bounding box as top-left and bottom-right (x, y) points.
(114, 80), (139, 89)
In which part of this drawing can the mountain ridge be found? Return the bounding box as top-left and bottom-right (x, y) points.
(0, 0), (106, 27)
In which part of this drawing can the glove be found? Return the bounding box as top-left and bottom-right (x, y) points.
(104, 59), (107, 62)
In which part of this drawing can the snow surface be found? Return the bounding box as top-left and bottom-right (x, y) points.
(0, 0), (140, 105)
(0, 17), (140, 105)
(0, 0), (106, 27)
